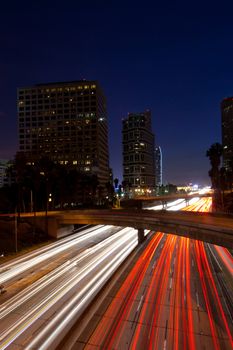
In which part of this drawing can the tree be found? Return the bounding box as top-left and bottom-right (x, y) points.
(206, 143), (223, 189)
(105, 181), (114, 205)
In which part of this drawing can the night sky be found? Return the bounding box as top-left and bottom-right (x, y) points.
(1, 1), (233, 185)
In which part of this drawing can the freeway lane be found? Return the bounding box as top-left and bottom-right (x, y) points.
(0, 197), (232, 349)
(0, 225), (122, 292)
(61, 197), (233, 350)
(0, 226), (142, 349)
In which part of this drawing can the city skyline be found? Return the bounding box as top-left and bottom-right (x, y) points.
(1, 1), (233, 185)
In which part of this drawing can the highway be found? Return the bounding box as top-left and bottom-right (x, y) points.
(56, 205), (233, 249)
(60, 197), (233, 350)
(0, 224), (148, 349)
(0, 225), (122, 286)
(0, 197), (232, 349)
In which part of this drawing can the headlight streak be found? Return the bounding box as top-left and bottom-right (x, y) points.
(0, 227), (133, 319)
(0, 228), (138, 349)
(2, 197), (232, 350)
(24, 238), (138, 350)
(147, 197), (200, 211)
(0, 225), (116, 285)
(95, 232), (164, 350)
(0, 225), (105, 271)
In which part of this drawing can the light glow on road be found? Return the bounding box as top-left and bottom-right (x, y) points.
(70, 197), (233, 350)
(0, 197), (232, 350)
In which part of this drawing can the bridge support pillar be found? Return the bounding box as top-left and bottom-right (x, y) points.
(138, 228), (145, 244)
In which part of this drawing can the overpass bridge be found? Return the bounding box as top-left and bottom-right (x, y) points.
(121, 192), (213, 209)
(40, 208), (233, 249)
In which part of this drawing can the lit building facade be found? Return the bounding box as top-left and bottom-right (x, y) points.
(154, 146), (162, 186)
(0, 160), (8, 188)
(122, 110), (155, 194)
(0, 159), (13, 187)
(17, 81), (110, 186)
(221, 97), (233, 170)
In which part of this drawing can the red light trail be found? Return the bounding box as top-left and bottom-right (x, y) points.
(80, 197), (233, 350)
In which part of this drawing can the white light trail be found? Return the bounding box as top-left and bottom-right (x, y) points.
(0, 227), (138, 349)
(0, 225), (116, 285)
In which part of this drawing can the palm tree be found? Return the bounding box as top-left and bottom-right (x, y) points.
(206, 143), (222, 189)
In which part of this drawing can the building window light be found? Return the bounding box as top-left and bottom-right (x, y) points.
(73, 160), (77, 165)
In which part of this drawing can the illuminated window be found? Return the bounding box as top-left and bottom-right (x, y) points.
(73, 160), (77, 165)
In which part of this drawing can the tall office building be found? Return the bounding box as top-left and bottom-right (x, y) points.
(221, 97), (233, 171)
(122, 110), (155, 194)
(154, 146), (162, 186)
(0, 160), (9, 188)
(17, 80), (110, 186)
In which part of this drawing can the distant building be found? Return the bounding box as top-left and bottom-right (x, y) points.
(109, 167), (113, 185)
(221, 97), (233, 170)
(154, 146), (162, 186)
(122, 110), (155, 195)
(0, 160), (11, 187)
(17, 80), (110, 186)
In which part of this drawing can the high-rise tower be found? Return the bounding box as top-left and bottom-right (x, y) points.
(155, 146), (162, 187)
(221, 97), (233, 170)
(17, 80), (110, 186)
(122, 110), (155, 195)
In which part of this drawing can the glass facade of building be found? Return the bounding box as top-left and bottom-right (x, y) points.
(122, 110), (155, 193)
(17, 81), (110, 186)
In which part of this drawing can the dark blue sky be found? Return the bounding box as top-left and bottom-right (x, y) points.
(1, 1), (233, 185)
